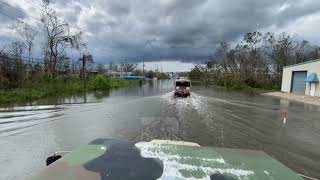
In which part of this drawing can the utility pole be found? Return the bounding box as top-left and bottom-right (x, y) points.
(80, 54), (87, 89)
(80, 54), (93, 88)
(81, 54), (86, 80)
(142, 59), (145, 76)
(124, 58), (128, 76)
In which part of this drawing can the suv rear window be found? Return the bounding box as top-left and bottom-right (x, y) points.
(176, 82), (190, 87)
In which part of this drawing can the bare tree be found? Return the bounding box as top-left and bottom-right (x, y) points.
(306, 46), (320, 60)
(0, 44), (7, 54)
(9, 41), (25, 60)
(15, 21), (38, 65)
(190, 31), (320, 89)
(121, 59), (137, 75)
(189, 64), (204, 81)
(96, 64), (106, 74)
(2, 41), (25, 88)
(241, 31), (265, 82)
(41, 3), (85, 76)
(211, 42), (230, 73)
(42, 0), (50, 5)
(108, 62), (119, 72)
(71, 58), (80, 77)
(294, 40), (309, 63)
(265, 32), (296, 75)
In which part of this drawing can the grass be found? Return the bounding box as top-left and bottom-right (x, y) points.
(0, 75), (140, 106)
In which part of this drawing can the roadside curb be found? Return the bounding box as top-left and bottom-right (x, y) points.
(262, 92), (320, 106)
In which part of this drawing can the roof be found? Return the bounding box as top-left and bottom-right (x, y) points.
(304, 73), (319, 83)
(123, 76), (145, 80)
(30, 138), (303, 180)
(283, 59), (320, 68)
(175, 79), (191, 82)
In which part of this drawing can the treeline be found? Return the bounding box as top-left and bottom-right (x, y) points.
(0, 1), (142, 104)
(96, 62), (169, 80)
(189, 32), (320, 90)
(0, 1), (90, 90)
(132, 69), (170, 80)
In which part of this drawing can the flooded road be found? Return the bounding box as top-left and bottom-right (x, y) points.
(0, 80), (319, 179)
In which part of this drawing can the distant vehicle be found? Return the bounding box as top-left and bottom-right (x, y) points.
(30, 138), (304, 180)
(174, 79), (191, 96)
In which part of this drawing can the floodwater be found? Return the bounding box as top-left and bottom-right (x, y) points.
(0, 80), (319, 179)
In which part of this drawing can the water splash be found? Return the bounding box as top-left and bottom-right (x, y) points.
(136, 142), (254, 180)
(160, 92), (208, 114)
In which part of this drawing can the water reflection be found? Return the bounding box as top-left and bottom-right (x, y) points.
(92, 91), (110, 100)
(0, 91), (111, 109)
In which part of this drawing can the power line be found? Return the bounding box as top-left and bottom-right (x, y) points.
(0, 57), (45, 65)
(0, 3), (41, 33)
(0, 0), (41, 21)
(0, 9), (19, 21)
(23, 0), (43, 10)
(1, 52), (43, 60)
(3, 0), (81, 35)
(1, 52), (82, 64)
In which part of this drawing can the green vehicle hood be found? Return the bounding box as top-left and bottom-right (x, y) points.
(30, 139), (303, 180)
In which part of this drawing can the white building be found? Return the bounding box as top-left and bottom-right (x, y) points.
(281, 59), (320, 97)
(105, 71), (132, 78)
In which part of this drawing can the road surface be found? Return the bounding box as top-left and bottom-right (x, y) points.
(0, 80), (319, 179)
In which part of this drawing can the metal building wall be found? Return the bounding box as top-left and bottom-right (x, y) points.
(281, 60), (320, 97)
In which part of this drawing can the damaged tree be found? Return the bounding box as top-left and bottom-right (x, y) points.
(41, 2), (85, 76)
(0, 41), (25, 89)
(15, 21), (38, 65)
(121, 59), (138, 75)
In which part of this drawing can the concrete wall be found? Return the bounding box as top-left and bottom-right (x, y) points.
(281, 60), (320, 97)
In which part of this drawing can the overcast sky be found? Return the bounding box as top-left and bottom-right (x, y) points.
(1, 0), (320, 71)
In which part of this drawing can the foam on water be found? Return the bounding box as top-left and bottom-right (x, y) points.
(136, 142), (254, 180)
(0, 104), (72, 136)
(0, 105), (61, 112)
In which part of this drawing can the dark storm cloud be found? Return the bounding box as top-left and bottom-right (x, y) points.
(105, 1), (130, 17)
(275, 0), (320, 25)
(1, 0), (320, 63)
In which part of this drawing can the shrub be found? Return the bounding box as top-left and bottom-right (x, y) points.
(219, 74), (246, 90)
(91, 76), (113, 90)
(0, 75), (137, 105)
(39, 74), (53, 83)
(115, 79), (131, 88)
(54, 76), (66, 83)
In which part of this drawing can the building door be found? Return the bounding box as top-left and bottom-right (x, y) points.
(291, 71), (307, 95)
(310, 83), (316, 96)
